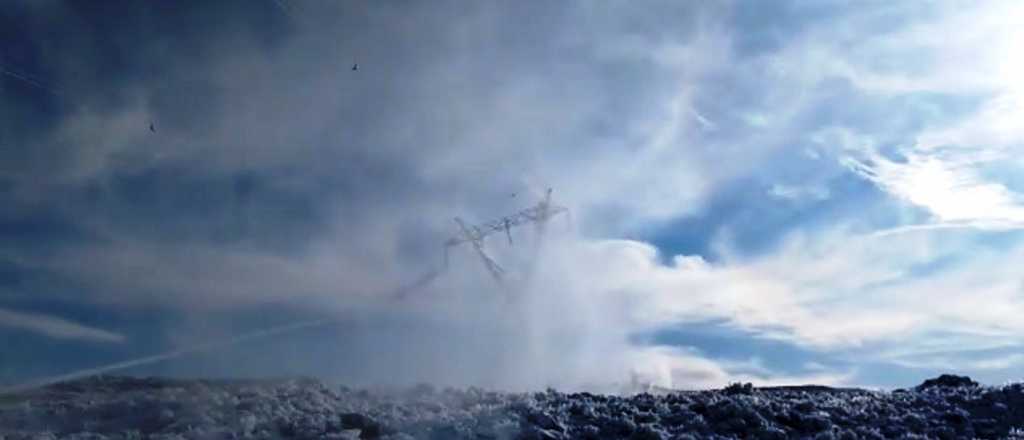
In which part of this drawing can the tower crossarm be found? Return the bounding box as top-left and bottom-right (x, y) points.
(444, 204), (567, 247)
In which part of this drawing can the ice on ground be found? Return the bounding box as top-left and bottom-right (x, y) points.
(2, 375), (1023, 439)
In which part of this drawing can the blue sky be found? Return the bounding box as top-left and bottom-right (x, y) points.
(3, 1), (1024, 391)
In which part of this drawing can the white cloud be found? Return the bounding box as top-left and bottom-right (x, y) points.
(803, 361), (829, 372)
(619, 346), (853, 390)
(742, 112), (769, 128)
(771, 2), (1024, 97)
(970, 354), (1024, 371)
(0, 307), (125, 343)
(769, 184), (830, 201)
(877, 350), (1024, 373)
(522, 223), (1024, 375)
(765, 1), (1024, 238)
(843, 147), (1024, 229)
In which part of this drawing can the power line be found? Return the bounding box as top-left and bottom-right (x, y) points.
(0, 65), (62, 96)
(0, 318), (333, 396)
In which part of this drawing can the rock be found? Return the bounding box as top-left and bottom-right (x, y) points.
(575, 424), (600, 439)
(525, 410), (564, 432)
(599, 416), (636, 437)
(706, 400), (743, 422)
(941, 408), (970, 427)
(833, 429), (857, 440)
(933, 426), (957, 440)
(794, 400), (815, 413)
(339, 413), (387, 439)
(723, 382), (754, 396)
(427, 425), (460, 440)
(232, 412), (255, 434)
(801, 411), (833, 433)
(813, 430), (836, 440)
(629, 423), (666, 440)
(634, 411), (658, 424)
(753, 426), (787, 440)
(916, 374), (979, 390)
(158, 408), (175, 424)
(516, 426), (563, 440)
(853, 426), (886, 440)
(325, 431), (362, 440)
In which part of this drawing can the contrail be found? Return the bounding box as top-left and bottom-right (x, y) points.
(1, 266), (449, 395)
(869, 221), (1024, 237)
(0, 66), (62, 96)
(0, 318), (333, 396)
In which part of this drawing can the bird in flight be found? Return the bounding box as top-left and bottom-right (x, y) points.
(149, 123), (155, 133)
(352, 63), (358, 71)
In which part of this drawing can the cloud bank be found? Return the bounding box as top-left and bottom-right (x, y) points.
(3, 0), (1024, 390)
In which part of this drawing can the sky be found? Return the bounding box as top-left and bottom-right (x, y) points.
(2, 0), (1024, 391)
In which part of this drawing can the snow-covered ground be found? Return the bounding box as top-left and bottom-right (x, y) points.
(1, 375), (1023, 439)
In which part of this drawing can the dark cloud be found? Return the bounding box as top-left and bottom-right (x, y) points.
(1, 0), (291, 174)
(1, 0), (719, 270)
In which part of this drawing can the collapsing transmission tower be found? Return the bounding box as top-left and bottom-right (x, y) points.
(443, 188), (568, 283)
